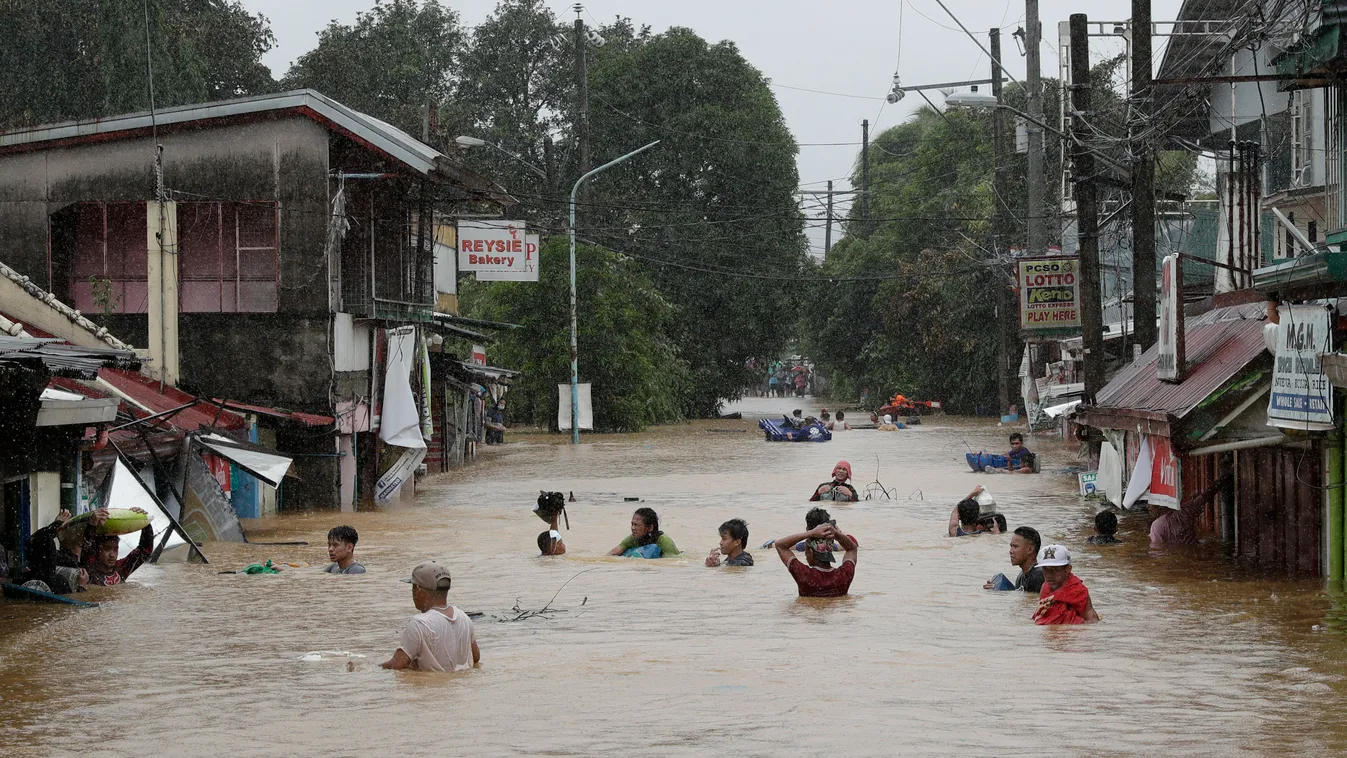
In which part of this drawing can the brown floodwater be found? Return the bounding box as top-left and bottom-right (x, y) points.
(4, 396), (1347, 757)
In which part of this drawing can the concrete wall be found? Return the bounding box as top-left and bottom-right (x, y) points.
(0, 115), (336, 411)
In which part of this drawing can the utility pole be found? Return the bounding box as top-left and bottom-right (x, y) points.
(1025, 0), (1046, 255)
(825, 179), (834, 256)
(1130, 0), (1157, 352)
(861, 119), (870, 230)
(991, 28), (1011, 415)
(1070, 14), (1105, 399)
(574, 12), (591, 180)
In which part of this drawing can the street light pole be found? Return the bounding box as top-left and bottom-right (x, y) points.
(1026, 0), (1046, 256)
(568, 140), (660, 444)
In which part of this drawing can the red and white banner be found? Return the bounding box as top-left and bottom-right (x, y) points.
(1148, 435), (1180, 509)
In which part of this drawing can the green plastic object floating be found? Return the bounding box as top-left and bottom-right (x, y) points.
(60, 508), (151, 537)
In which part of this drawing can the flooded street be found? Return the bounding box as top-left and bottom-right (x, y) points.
(4, 398), (1347, 756)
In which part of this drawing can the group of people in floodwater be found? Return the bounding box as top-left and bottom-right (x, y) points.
(12, 508), (156, 594)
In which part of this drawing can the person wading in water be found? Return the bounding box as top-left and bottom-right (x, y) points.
(811, 460), (858, 502)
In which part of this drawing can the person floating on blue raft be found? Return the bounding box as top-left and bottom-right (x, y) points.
(966, 433), (1039, 474)
(759, 410), (832, 442)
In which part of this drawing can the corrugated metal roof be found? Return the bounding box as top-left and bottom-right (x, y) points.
(212, 399), (333, 427)
(1094, 302), (1269, 418)
(0, 90), (511, 203)
(98, 368), (246, 432)
(0, 336), (139, 378)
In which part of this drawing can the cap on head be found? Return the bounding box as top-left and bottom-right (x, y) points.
(807, 538), (835, 564)
(402, 561), (452, 591)
(883, 414), (893, 424)
(1037, 544), (1071, 567)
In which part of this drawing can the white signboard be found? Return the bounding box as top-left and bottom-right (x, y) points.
(1268, 303), (1335, 431)
(477, 233), (539, 282)
(1157, 254), (1184, 381)
(459, 221), (537, 281)
(557, 383), (594, 431)
(1078, 471), (1098, 497)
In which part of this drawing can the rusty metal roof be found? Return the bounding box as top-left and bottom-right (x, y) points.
(1094, 302), (1268, 418)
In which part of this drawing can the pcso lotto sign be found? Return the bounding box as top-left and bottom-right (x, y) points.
(1018, 257), (1081, 332)
(458, 220), (538, 281)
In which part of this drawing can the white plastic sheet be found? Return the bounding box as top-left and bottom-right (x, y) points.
(95, 458), (189, 561)
(198, 439), (292, 488)
(381, 326), (426, 449)
(1121, 435), (1152, 510)
(556, 383), (594, 431)
(1098, 438), (1124, 506)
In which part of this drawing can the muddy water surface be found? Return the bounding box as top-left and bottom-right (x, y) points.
(4, 397), (1347, 757)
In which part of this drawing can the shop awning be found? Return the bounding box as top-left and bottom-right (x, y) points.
(197, 433), (293, 488)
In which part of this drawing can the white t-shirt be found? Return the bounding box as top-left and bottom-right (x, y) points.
(398, 605), (476, 672)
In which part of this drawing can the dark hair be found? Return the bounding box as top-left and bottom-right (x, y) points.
(632, 507), (662, 547)
(1009, 432), (1024, 443)
(1095, 510), (1118, 536)
(821, 411), (831, 420)
(792, 409), (803, 417)
(805, 507), (832, 530)
(327, 525), (358, 546)
(956, 499), (980, 526)
(835, 411), (845, 420)
(992, 514), (1007, 532)
(719, 518), (749, 547)
(1013, 526), (1042, 552)
(537, 530), (555, 554)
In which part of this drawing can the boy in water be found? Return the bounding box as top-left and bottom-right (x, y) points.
(705, 518), (753, 566)
(538, 510), (567, 556)
(1086, 511), (1122, 545)
(1032, 545), (1100, 625)
(86, 509), (155, 586)
(324, 525), (366, 574)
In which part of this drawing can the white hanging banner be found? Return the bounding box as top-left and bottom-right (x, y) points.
(1121, 435), (1152, 510)
(1268, 303), (1335, 431)
(381, 326), (426, 449)
(1157, 254), (1185, 381)
(557, 383), (594, 431)
(375, 447), (428, 502)
(476, 233), (539, 282)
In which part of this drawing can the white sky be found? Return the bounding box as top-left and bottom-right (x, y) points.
(240, 0), (1186, 256)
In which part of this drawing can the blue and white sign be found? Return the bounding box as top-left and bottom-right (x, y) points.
(1268, 304), (1335, 431)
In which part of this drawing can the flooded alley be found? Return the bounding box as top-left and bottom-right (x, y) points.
(4, 401), (1347, 756)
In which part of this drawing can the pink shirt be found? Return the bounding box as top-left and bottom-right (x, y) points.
(1149, 509), (1197, 546)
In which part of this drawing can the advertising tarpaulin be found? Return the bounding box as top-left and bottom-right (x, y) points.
(1157, 254), (1185, 382)
(1017, 256), (1081, 332)
(1148, 435), (1180, 509)
(1268, 303), (1335, 431)
(459, 221), (537, 281)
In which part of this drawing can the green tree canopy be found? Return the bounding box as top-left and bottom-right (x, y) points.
(466, 238), (687, 432)
(0, 0), (275, 130)
(281, 0), (462, 138)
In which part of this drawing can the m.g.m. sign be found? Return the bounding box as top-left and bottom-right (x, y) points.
(1017, 256), (1081, 333)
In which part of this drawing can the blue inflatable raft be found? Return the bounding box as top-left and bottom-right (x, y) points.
(965, 452), (1010, 472)
(759, 417), (832, 442)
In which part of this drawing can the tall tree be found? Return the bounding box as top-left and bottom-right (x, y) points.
(0, 0), (275, 130)
(452, 0), (572, 218)
(466, 238), (687, 432)
(281, 0), (462, 138)
(580, 26), (809, 416)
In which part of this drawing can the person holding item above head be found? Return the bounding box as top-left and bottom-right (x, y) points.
(1087, 511), (1122, 545)
(381, 562), (479, 671)
(984, 526), (1044, 592)
(608, 507), (679, 559)
(86, 508), (155, 586)
(324, 525), (367, 574)
(705, 518), (753, 567)
(538, 511), (567, 556)
(1032, 545), (1100, 625)
(774, 519), (857, 597)
(811, 460), (858, 502)
(948, 486), (1000, 537)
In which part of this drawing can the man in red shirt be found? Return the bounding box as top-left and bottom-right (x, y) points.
(774, 521), (857, 597)
(1032, 544), (1100, 625)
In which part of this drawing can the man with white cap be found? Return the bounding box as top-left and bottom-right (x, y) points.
(381, 561), (480, 671)
(1031, 545), (1099, 625)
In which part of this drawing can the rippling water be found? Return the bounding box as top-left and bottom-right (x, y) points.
(3, 397), (1347, 756)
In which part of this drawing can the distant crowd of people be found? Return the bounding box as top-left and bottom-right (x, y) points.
(752, 360), (817, 398)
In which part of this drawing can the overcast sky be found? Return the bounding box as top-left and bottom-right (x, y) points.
(240, 0), (1185, 256)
